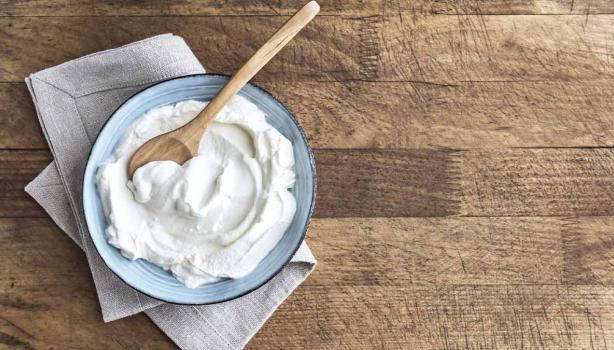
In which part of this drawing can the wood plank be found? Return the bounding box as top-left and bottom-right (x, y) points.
(252, 284), (614, 349)
(1, 0), (613, 16)
(4, 213), (614, 288)
(377, 14), (614, 83)
(3, 217), (614, 349)
(7, 79), (614, 150)
(316, 148), (614, 217)
(7, 148), (614, 218)
(315, 149), (460, 217)
(309, 217), (614, 286)
(0, 150), (50, 218)
(268, 79), (614, 149)
(430, 0), (614, 15)
(6, 149), (460, 218)
(0, 218), (173, 349)
(0, 83), (45, 149)
(0, 16), (359, 82)
(458, 148), (614, 217)
(2, 15), (614, 83)
(0, 0), (386, 17)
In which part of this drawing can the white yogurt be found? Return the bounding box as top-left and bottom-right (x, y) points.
(96, 97), (296, 288)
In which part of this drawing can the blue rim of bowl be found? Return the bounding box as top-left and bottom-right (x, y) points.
(82, 73), (317, 305)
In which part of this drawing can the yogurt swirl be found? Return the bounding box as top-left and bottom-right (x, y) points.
(96, 97), (296, 288)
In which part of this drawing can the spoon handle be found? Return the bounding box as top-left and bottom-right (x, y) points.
(182, 1), (320, 146)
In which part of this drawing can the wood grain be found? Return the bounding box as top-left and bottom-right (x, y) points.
(0, 150), (51, 218)
(4, 217), (614, 349)
(271, 79), (614, 149)
(251, 284), (614, 349)
(377, 14), (614, 83)
(2, 2), (614, 349)
(458, 148), (614, 217)
(0, 83), (45, 149)
(308, 217), (614, 286)
(0, 218), (173, 349)
(317, 148), (614, 217)
(8, 148), (614, 218)
(3, 149), (461, 218)
(0, 16), (357, 82)
(315, 149), (460, 217)
(1, 0), (614, 16)
(430, 0), (614, 15)
(2, 15), (614, 83)
(0, 0), (383, 17)
(6, 79), (614, 150)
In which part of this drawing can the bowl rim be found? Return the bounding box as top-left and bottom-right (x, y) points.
(82, 73), (317, 305)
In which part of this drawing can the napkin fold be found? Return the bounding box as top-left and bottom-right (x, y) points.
(24, 34), (316, 350)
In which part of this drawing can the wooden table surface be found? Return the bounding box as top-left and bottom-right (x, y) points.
(2, 0), (614, 349)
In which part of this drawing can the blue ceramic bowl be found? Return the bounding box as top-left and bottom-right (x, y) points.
(83, 74), (316, 304)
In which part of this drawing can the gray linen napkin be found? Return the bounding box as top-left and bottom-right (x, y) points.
(24, 34), (316, 350)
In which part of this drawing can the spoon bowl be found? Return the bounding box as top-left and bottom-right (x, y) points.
(128, 1), (319, 177)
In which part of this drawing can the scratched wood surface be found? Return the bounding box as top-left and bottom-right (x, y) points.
(2, 1), (614, 349)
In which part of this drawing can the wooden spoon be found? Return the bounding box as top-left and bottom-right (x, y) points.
(127, 1), (320, 177)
